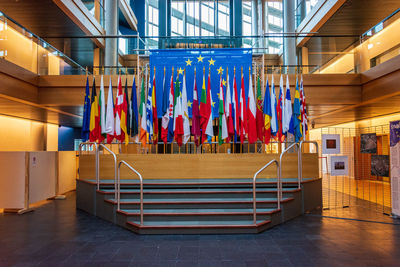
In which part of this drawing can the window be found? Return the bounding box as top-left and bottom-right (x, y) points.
(146, 0), (159, 48)
(242, 0), (252, 47)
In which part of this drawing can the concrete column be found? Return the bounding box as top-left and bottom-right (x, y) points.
(104, 0), (118, 74)
(283, 0), (297, 68)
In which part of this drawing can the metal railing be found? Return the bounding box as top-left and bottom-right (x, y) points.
(280, 143), (301, 190)
(117, 160), (143, 225)
(252, 159), (280, 224)
(79, 142), (99, 189)
(98, 144), (118, 199)
(299, 140), (319, 181)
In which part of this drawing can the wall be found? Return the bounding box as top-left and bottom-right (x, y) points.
(58, 126), (81, 151)
(0, 152), (26, 209)
(0, 115), (58, 151)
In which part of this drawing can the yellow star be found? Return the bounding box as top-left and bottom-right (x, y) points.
(178, 67), (184, 75)
(208, 58), (215, 66)
(187, 100), (192, 108)
(217, 93), (220, 98)
(222, 79), (227, 86)
(197, 55), (204, 62)
(211, 100), (216, 107)
(185, 58), (192, 66)
(217, 66), (223, 75)
(174, 81), (181, 87)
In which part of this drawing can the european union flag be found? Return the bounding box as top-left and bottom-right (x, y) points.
(81, 77), (91, 141)
(150, 48), (252, 119)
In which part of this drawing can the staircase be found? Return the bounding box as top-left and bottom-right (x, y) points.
(77, 177), (321, 234)
(76, 141), (322, 234)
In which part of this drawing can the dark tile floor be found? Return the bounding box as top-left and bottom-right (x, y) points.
(1, 192), (400, 267)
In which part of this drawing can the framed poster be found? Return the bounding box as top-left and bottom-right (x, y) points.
(390, 120), (400, 216)
(330, 156), (348, 176)
(360, 133), (377, 153)
(322, 134), (340, 154)
(371, 155), (390, 177)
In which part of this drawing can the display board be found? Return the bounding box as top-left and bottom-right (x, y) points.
(322, 134), (340, 154)
(390, 120), (400, 216)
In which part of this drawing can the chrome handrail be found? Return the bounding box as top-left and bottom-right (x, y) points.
(117, 160), (143, 225)
(299, 141), (319, 180)
(98, 144), (118, 200)
(280, 143), (301, 190)
(79, 142), (99, 190)
(253, 159), (280, 224)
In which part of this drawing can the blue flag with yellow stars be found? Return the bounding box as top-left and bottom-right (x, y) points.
(149, 48), (252, 118)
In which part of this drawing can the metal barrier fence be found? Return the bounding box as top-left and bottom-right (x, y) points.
(310, 125), (392, 215)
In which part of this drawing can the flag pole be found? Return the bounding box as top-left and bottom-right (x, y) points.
(248, 66), (251, 153)
(154, 66), (158, 154)
(233, 66), (236, 154)
(278, 66), (282, 154)
(226, 66), (229, 154)
(163, 67), (166, 154)
(240, 66), (243, 154)
(209, 66), (213, 154)
(263, 65), (266, 154)
(171, 66), (174, 154)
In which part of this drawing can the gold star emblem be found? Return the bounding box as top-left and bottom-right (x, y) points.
(197, 55), (204, 62)
(185, 58), (192, 66)
(187, 100), (192, 108)
(211, 100), (216, 107)
(217, 66), (223, 75)
(208, 58), (215, 66)
(174, 81), (181, 87)
(222, 79), (227, 86)
(217, 93), (220, 98)
(178, 68), (184, 75)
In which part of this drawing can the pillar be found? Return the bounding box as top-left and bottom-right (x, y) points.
(283, 0), (297, 68)
(104, 0), (118, 73)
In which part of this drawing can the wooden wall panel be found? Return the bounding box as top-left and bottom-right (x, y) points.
(79, 153), (319, 180)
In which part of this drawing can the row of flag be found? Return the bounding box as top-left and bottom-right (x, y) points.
(81, 68), (308, 147)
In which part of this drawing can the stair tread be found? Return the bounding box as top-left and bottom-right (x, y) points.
(106, 197), (292, 203)
(119, 207), (278, 214)
(87, 178), (314, 185)
(100, 187), (298, 193)
(127, 220), (270, 227)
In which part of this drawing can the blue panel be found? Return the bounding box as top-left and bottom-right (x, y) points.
(58, 126), (81, 151)
(149, 48), (252, 119)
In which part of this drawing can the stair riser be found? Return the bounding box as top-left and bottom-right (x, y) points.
(117, 202), (279, 210)
(121, 214), (272, 222)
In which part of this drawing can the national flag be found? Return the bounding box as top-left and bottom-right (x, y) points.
(293, 76), (302, 142)
(121, 78), (129, 145)
(130, 76), (139, 138)
(98, 75), (106, 143)
(115, 76), (123, 142)
(167, 73), (175, 142)
(105, 77), (115, 144)
(247, 71), (257, 144)
(270, 74), (278, 137)
(181, 72), (190, 144)
(173, 74), (184, 146)
(232, 72), (239, 142)
(89, 77), (100, 142)
(300, 75), (308, 138)
(277, 74), (284, 142)
(200, 72), (209, 144)
(139, 76), (148, 146)
(205, 73), (214, 143)
(282, 74), (292, 136)
(255, 75), (264, 141)
(263, 76), (272, 144)
(151, 73), (158, 144)
(191, 71), (201, 146)
(225, 71), (234, 141)
(218, 75), (228, 145)
(146, 75), (153, 142)
(161, 70), (169, 144)
(81, 77), (91, 142)
(239, 73), (247, 144)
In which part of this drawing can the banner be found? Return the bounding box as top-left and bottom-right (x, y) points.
(149, 48), (252, 118)
(390, 120), (400, 216)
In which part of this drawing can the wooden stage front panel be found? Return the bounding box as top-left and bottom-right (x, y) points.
(79, 153), (319, 180)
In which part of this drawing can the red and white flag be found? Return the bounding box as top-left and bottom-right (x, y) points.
(239, 73), (247, 144)
(247, 71), (257, 144)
